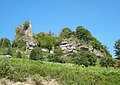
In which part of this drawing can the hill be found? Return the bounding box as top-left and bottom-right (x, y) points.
(0, 21), (120, 84)
(0, 57), (120, 85)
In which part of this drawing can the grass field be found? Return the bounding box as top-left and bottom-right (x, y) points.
(0, 57), (120, 85)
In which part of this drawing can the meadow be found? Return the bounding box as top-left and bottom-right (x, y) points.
(0, 57), (120, 85)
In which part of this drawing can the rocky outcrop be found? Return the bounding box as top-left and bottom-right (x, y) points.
(18, 21), (33, 38)
(26, 39), (37, 51)
(15, 21), (37, 51)
(60, 39), (77, 54)
(60, 38), (103, 57)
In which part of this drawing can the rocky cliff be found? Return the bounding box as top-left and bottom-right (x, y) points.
(60, 38), (103, 57)
(14, 21), (37, 51)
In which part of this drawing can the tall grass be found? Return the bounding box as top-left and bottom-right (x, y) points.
(0, 58), (120, 85)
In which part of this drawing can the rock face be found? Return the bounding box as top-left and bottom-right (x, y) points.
(18, 21), (33, 38)
(26, 38), (37, 51)
(60, 39), (77, 54)
(60, 38), (103, 57)
(16, 21), (37, 51)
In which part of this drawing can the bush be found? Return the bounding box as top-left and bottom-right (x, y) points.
(47, 54), (61, 63)
(54, 47), (63, 56)
(100, 57), (115, 68)
(32, 74), (43, 85)
(71, 51), (97, 67)
(30, 47), (44, 60)
(17, 51), (22, 58)
(3, 48), (13, 56)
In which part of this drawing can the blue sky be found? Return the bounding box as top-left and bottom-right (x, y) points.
(0, 0), (120, 57)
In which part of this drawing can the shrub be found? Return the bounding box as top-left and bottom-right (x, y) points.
(32, 74), (43, 85)
(47, 54), (61, 63)
(54, 47), (63, 56)
(71, 51), (97, 67)
(17, 51), (22, 58)
(100, 57), (115, 68)
(30, 47), (44, 60)
(3, 47), (13, 56)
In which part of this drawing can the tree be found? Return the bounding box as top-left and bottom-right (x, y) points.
(59, 27), (72, 38)
(33, 32), (46, 47)
(0, 38), (11, 48)
(34, 32), (57, 52)
(12, 38), (26, 50)
(76, 26), (92, 43)
(114, 39), (120, 59)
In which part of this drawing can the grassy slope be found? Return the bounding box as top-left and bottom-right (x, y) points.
(0, 57), (120, 85)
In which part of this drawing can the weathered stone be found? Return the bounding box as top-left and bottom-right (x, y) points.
(41, 48), (49, 52)
(5, 55), (12, 58)
(93, 49), (103, 57)
(15, 21), (37, 51)
(79, 45), (89, 51)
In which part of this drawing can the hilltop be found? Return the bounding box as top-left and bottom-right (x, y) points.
(0, 21), (120, 85)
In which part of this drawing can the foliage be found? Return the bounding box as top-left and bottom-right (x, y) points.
(54, 47), (63, 56)
(23, 21), (30, 29)
(76, 26), (92, 43)
(0, 38), (11, 48)
(71, 51), (97, 67)
(47, 54), (61, 63)
(32, 74), (43, 85)
(34, 32), (58, 52)
(100, 57), (115, 68)
(12, 38), (26, 50)
(114, 39), (120, 59)
(30, 47), (44, 60)
(3, 47), (13, 56)
(17, 51), (22, 58)
(59, 27), (73, 38)
(0, 58), (120, 85)
(15, 28), (25, 38)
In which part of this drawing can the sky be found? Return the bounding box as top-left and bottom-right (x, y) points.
(0, 0), (120, 57)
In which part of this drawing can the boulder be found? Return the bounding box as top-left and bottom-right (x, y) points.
(93, 49), (103, 57)
(5, 55), (12, 58)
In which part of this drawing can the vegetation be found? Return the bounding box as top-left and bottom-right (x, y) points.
(70, 51), (97, 67)
(100, 57), (115, 68)
(114, 39), (120, 59)
(17, 51), (22, 58)
(1, 21), (120, 84)
(30, 47), (44, 60)
(23, 21), (30, 29)
(0, 58), (120, 85)
(0, 38), (11, 48)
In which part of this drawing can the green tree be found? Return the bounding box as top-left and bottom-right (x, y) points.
(34, 32), (57, 52)
(60, 27), (72, 38)
(114, 39), (120, 59)
(12, 38), (26, 50)
(76, 26), (92, 43)
(0, 38), (11, 48)
(33, 32), (46, 47)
